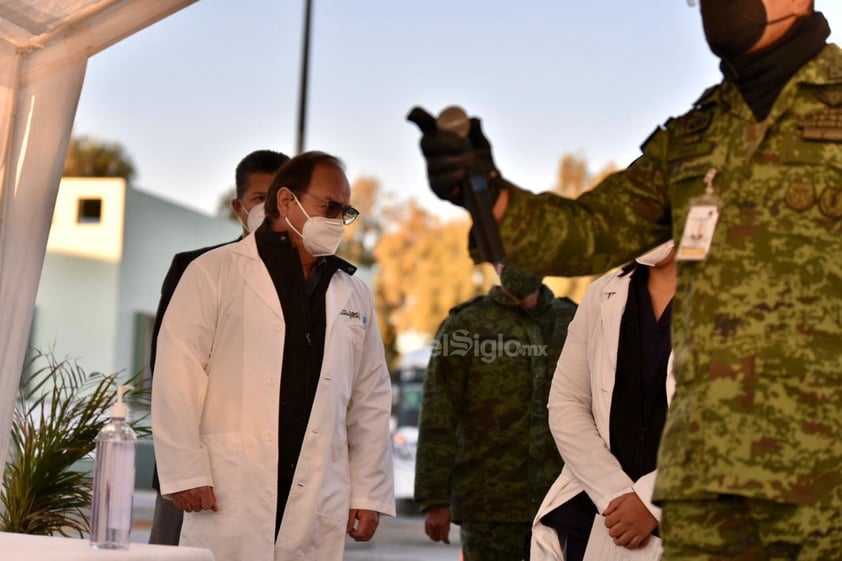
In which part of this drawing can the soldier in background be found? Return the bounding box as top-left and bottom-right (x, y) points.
(412, 1), (841, 558)
(414, 267), (577, 561)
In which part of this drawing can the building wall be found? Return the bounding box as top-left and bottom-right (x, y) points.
(114, 187), (241, 377)
(32, 177), (241, 379)
(34, 252), (121, 375)
(34, 178), (126, 374)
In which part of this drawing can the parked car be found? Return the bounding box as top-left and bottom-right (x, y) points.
(391, 425), (418, 513)
(390, 345), (431, 514)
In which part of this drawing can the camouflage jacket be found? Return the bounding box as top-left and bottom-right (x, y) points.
(499, 44), (842, 506)
(414, 286), (577, 523)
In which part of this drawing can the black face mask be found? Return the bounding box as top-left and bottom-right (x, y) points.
(700, 0), (795, 59)
(500, 267), (542, 300)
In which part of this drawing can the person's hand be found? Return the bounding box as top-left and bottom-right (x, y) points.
(603, 492), (658, 549)
(170, 486), (218, 513)
(407, 107), (500, 207)
(347, 509), (380, 542)
(423, 505), (452, 544)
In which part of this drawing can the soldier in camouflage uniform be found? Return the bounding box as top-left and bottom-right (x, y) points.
(414, 267), (577, 561)
(411, 1), (841, 559)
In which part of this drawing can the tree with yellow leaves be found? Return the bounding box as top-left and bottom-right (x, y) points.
(373, 201), (495, 367)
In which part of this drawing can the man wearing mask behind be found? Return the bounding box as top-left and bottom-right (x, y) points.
(152, 151), (395, 561)
(415, 267), (577, 560)
(148, 148), (288, 545)
(411, 1), (841, 558)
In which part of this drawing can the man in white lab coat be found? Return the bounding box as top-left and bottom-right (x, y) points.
(152, 151), (395, 561)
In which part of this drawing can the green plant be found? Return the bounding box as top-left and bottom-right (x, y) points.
(0, 349), (150, 536)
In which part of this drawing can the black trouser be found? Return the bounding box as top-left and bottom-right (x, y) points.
(148, 490), (184, 545)
(275, 475), (293, 539)
(540, 491), (598, 561)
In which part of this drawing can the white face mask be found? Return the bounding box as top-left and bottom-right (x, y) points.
(245, 204), (265, 233)
(635, 240), (675, 267)
(284, 193), (345, 256)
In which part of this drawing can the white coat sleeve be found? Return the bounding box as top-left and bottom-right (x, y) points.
(151, 259), (218, 496)
(631, 470), (661, 521)
(548, 280), (634, 514)
(345, 295), (396, 516)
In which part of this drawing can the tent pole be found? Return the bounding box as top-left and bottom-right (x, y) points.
(0, 52), (22, 252)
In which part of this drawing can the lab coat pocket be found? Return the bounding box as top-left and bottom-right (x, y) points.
(333, 317), (367, 383)
(341, 319), (365, 349)
(314, 433), (351, 523)
(180, 510), (244, 558)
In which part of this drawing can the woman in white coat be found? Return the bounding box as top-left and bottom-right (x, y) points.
(531, 241), (677, 561)
(152, 152), (395, 561)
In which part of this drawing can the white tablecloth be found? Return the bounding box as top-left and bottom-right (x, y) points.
(0, 532), (215, 561)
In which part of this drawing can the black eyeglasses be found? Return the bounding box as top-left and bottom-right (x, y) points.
(297, 190), (360, 225)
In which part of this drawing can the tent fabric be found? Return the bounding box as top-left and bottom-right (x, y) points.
(0, 0), (197, 479)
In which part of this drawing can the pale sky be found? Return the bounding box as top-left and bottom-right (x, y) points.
(73, 0), (842, 221)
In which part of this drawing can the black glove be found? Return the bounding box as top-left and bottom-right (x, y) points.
(407, 107), (501, 207)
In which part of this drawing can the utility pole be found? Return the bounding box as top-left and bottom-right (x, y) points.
(295, 0), (313, 155)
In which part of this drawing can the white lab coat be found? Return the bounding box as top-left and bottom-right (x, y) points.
(152, 234), (395, 561)
(531, 268), (675, 561)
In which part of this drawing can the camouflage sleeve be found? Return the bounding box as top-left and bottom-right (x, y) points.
(554, 297), (579, 331)
(413, 313), (468, 511)
(496, 130), (673, 277)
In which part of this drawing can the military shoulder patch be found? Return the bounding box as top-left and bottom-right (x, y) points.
(448, 294), (488, 315)
(658, 105), (717, 164)
(667, 140), (716, 162)
(680, 110), (714, 136)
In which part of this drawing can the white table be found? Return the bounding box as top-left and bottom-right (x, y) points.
(0, 532), (215, 561)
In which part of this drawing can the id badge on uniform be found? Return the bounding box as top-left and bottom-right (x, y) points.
(676, 168), (721, 262)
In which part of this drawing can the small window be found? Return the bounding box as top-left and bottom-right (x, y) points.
(77, 198), (102, 223)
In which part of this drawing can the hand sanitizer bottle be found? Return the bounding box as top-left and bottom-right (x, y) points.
(90, 384), (137, 549)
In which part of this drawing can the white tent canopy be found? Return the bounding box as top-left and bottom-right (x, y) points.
(0, 0), (196, 475)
